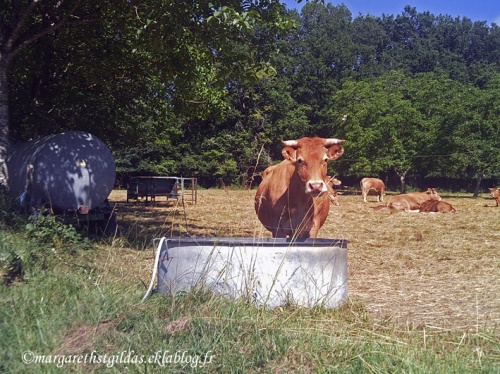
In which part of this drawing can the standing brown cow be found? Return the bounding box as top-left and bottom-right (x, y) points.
(255, 137), (345, 238)
(419, 200), (456, 213)
(489, 188), (499, 206)
(360, 177), (385, 203)
(373, 188), (441, 212)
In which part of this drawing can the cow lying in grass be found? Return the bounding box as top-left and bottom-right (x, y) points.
(373, 188), (441, 212)
(419, 200), (456, 213)
(489, 188), (499, 207)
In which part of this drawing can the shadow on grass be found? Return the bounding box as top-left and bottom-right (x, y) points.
(110, 200), (227, 250)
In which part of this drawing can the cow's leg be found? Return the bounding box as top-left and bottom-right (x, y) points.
(363, 191), (367, 203)
(307, 221), (321, 238)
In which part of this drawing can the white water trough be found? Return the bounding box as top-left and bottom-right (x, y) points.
(144, 237), (348, 309)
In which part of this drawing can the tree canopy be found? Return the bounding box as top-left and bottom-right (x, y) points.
(2, 1), (499, 191)
(0, 0), (293, 182)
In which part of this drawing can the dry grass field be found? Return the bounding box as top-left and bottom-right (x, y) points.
(108, 188), (499, 332)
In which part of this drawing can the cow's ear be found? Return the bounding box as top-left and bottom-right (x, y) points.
(282, 146), (297, 161)
(326, 144), (344, 161)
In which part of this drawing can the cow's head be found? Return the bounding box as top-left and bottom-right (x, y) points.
(281, 137), (345, 196)
(328, 175), (342, 187)
(425, 188), (442, 201)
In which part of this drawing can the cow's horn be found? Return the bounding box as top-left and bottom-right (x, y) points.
(282, 140), (298, 147)
(325, 138), (345, 146)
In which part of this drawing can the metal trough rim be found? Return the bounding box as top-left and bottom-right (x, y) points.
(158, 236), (348, 249)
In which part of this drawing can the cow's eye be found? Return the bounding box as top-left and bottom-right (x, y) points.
(297, 158), (306, 165)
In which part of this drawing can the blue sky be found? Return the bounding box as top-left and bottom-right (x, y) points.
(282, 1), (500, 25)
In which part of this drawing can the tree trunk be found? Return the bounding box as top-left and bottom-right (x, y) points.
(473, 172), (483, 198)
(395, 168), (409, 193)
(0, 62), (9, 187)
(400, 174), (406, 193)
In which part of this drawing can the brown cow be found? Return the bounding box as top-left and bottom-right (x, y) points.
(261, 164), (278, 180)
(327, 176), (342, 206)
(327, 186), (341, 206)
(419, 200), (456, 213)
(360, 177), (385, 203)
(373, 188), (441, 212)
(255, 137), (345, 238)
(489, 188), (499, 206)
(328, 175), (342, 187)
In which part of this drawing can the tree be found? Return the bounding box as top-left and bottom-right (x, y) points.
(0, 0), (295, 185)
(350, 14), (391, 79)
(1, 0), (122, 185)
(330, 71), (429, 192)
(448, 76), (500, 196)
(287, 2), (355, 124)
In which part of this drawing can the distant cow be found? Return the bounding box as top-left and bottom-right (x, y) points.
(327, 186), (341, 206)
(327, 176), (342, 206)
(360, 177), (385, 203)
(255, 137), (345, 238)
(328, 176), (342, 187)
(373, 188), (441, 212)
(419, 200), (456, 213)
(489, 188), (499, 207)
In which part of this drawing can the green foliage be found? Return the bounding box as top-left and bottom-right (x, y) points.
(114, 145), (175, 182)
(332, 71), (421, 175)
(4, 0), (294, 144)
(0, 231), (25, 283)
(24, 214), (89, 252)
(175, 130), (251, 187)
(3, 1), (500, 190)
(0, 185), (18, 226)
(329, 69), (499, 189)
(0, 214), (90, 283)
(448, 79), (500, 180)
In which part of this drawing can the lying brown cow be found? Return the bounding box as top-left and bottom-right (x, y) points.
(327, 186), (341, 206)
(489, 188), (499, 207)
(373, 188), (441, 212)
(255, 137), (345, 238)
(328, 176), (342, 187)
(360, 177), (385, 203)
(419, 200), (456, 213)
(327, 176), (342, 206)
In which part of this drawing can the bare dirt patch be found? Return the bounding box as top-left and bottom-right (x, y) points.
(109, 189), (499, 330)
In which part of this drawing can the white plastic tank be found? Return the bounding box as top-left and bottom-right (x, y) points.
(6, 131), (115, 212)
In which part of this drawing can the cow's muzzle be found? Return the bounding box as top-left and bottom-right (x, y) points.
(306, 180), (327, 195)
